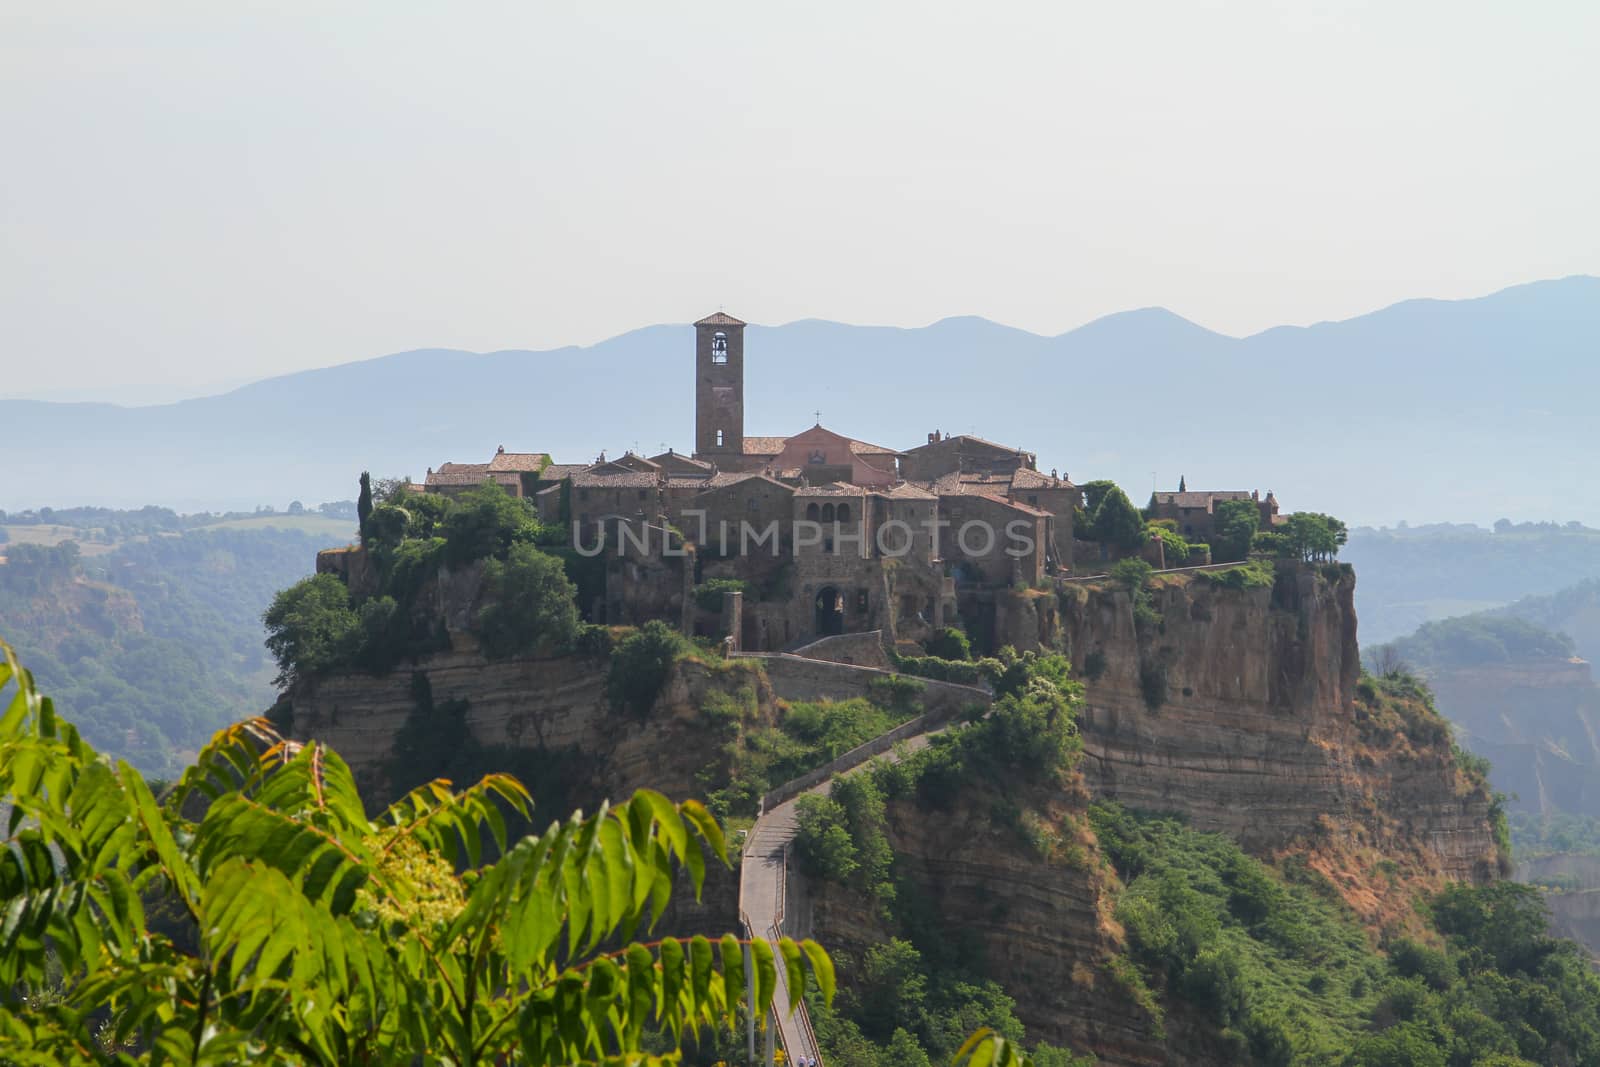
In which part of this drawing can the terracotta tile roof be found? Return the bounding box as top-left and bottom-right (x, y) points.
(904, 433), (1027, 455)
(876, 482), (937, 500)
(649, 450), (714, 472)
(847, 438), (902, 457)
(1001, 499), (1053, 518)
(1151, 490), (1253, 511)
(436, 462), (489, 475)
(571, 471), (659, 489)
(694, 311), (746, 327)
(934, 483), (1056, 518)
(741, 436), (788, 456)
(702, 471), (769, 488)
(928, 472), (1014, 495)
(538, 463), (589, 481)
(693, 473), (793, 495)
(487, 451), (552, 472)
(1009, 468), (1075, 490)
(425, 469), (519, 488)
(592, 455), (661, 475)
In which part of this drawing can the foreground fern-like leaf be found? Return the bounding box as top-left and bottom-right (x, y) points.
(0, 637), (834, 1064)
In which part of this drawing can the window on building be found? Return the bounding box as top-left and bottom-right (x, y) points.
(822, 503), (836, 523)
(855, 589), (869, 613)
(806, 503), (820, 522)
(837, 503), (850, 523)
(711, 332), (728, 364)
(638, 489), (647, 500)
(1028, 495), (1038, 506)
(716, 429), (724, 447)
(747, 496), (758, 512)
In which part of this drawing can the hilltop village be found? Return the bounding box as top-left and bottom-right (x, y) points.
(403, 313), (1284, 652)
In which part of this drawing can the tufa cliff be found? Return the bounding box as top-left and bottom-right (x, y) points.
(280, 562), (1501, 1064)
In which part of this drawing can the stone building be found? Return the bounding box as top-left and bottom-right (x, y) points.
(412, 310), (1138, 653)
(1147, 481), (1281, 540)
(900, 431), (1036, 482)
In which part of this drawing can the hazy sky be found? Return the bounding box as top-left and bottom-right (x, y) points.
(3, 1), (1597, 399)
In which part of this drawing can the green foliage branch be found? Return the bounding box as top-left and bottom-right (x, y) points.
(0, 637), (846, 1065)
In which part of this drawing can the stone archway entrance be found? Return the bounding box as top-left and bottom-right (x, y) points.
(814, 585), (844, 637)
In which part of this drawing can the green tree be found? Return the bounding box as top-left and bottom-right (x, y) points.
(1211, 499), (1259, 563)
(1086, 484), (1148, 550)
(441, 483), (542, 566)
(925, 626), (972, 661)
(1277, 512), (1348, 563)
(476, 543), (581, 659)
(607, 620), (690, 715)
(0, 638), (833, 1065)
(262, 573), (361, 686)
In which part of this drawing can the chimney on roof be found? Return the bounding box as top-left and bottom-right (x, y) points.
(497, 445), (505, 453)
(1252, 490), (1260, 501)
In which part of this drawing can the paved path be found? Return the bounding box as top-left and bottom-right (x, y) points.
(738, 727), (950, 1066)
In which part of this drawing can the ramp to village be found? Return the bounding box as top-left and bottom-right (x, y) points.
(736, 664), (992, 1065)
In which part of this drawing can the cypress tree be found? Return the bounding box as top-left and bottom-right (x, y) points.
(357, 471), (373, 543)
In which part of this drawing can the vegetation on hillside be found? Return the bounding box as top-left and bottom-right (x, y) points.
(264, 483), (587, 687)
(1343, 520), (1600, 646)
(1365, 615), (1576, 671)
(1093, 804), (1600, 1066)
(0, 527), (332, 775)
(1488, 576), (1600, 661)
(790, 651), (1092, 1067)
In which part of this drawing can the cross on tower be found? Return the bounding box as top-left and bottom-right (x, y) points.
(814, 409), (822, 425)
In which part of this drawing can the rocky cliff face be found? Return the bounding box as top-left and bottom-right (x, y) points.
(1426, 656), (1600, 818)
(800, 789), (1171, 1065)
(281, 561), (1501, 1065)
(1056, 566), (1499, 885)
(286, 649), (777, 807)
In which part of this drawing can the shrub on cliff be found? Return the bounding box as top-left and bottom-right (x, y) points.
(925, 626), (973, 661)
(606, 619), (690, 715)
(476, 542), (580, 659)
(693, 576), (752, 613)
(440, 482), (543, 566)
(1151, 525), (1195, 567)
(263, 572), (362, 686)
(1082, 482), (1148, 550)
(1211, 498), (1260, 563)
(795, 793), (861, 882)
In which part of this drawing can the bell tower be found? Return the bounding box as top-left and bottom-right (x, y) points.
(694, 311), (745, 459)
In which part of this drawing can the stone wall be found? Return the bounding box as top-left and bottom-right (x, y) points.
(787, 630), (893, 669)
(735, 652), (991, 720)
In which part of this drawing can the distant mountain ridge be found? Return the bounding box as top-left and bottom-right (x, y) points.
(4, 275), (1598, 523)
